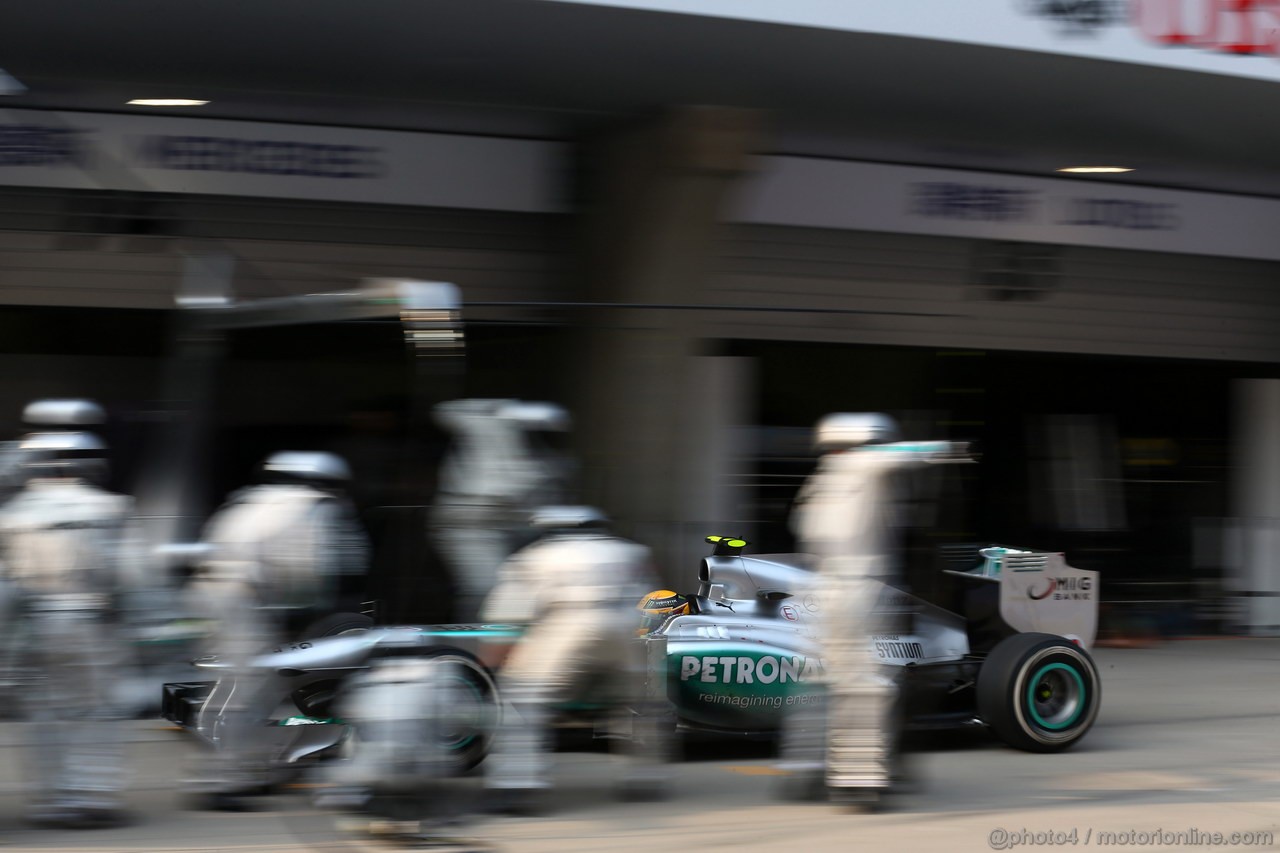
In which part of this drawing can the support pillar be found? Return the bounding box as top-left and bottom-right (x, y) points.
(1230, 379), (1280, 635)
(571, 107), (761, 582)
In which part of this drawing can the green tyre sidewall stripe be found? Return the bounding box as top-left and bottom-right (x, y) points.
(439, 671), (485, 751)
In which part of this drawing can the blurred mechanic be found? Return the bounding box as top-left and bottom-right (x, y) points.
(781, 414), (967, 811)
(0, 401), (105, 719)
(186, 451), (368, 809)
(314, 652), (494, 822)
(430, 399), (573, 622)
(0, 407), (39, 714)
(479, 506), (668, 812)
(0, 421), (135, 828)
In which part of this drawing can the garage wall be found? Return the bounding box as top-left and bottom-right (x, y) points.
(4, 187), (1279, 363)
(0, 187), (569, 312)
(706, 225), (1280, 362)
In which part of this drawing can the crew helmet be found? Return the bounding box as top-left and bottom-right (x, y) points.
(499, 401), (571, 432)
(528, 505), (609, 532)
(22, 399), (105, 428)
(262, 451), (353, 485)
(20, 430), (107, 479)
(434, 399), (571, 433)
(813, 412), (900, 452)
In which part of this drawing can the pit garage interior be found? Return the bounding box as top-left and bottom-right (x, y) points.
(0, 182), (1272, 636)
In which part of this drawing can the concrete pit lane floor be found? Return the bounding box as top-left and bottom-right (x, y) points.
(0, 639), (1278, 853)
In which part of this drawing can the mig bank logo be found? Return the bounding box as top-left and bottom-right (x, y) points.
(1028, 577), (1057, 600)
(1028, 576), (1093, 601)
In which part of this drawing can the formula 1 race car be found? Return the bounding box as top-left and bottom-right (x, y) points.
(162, 624), (508, 779)
(651, 537), (1102, 752)
(161, 537), (1102, 784)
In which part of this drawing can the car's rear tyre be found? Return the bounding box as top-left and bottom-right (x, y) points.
(976, 632), (1100, 752)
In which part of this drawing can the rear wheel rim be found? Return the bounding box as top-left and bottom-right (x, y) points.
(1025, 661), (1085, 731)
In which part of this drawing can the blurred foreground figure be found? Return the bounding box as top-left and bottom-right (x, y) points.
(187, 451), (368, 809)
(0, 415), (134, 828)
(480, 507), (667, 813)
(781, 414), (967, 811)
(431, 400), (573, 621)
(316, 653), (496, 825)
(0, 404), (47, 717)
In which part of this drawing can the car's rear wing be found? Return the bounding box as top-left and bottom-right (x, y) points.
(997, 551), (1099, 650)
(942, 545), (1099, 649)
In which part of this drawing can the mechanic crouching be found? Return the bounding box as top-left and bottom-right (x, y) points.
(185, 451), (369, 810)
(781, 414), (967, 811)
(0, 427), (136, 828)
(479, 506), (670, 813)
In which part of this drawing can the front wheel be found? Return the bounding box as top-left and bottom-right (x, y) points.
(419, 652), (500, 771)
(339, 651), (500, 775)
(976, 632), (1100, 752)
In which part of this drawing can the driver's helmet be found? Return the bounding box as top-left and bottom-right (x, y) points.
(637, 589), (689, 635)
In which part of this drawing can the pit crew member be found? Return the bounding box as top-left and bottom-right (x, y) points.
(430, 399), (573, 621)
(0, 425), (134, 828)
(479, 506), (668, 812)
(782, 413), (967, 810)
(185, 451), (368, 809)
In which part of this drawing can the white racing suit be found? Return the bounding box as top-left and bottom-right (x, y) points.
(0, 478), (133, 819)
(430, 400), (572, 621)
(0, 444), (35, 716)
(187, 484), (368, 796)
(480, 532), (662, 795)
(0, 440), (30, 499)
(782, 442), (963, 794)
(0, 571), (21, 718)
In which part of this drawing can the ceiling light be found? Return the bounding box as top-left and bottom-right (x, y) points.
(1056, 166), (1133, 174)
(127, 99), (209, 107)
